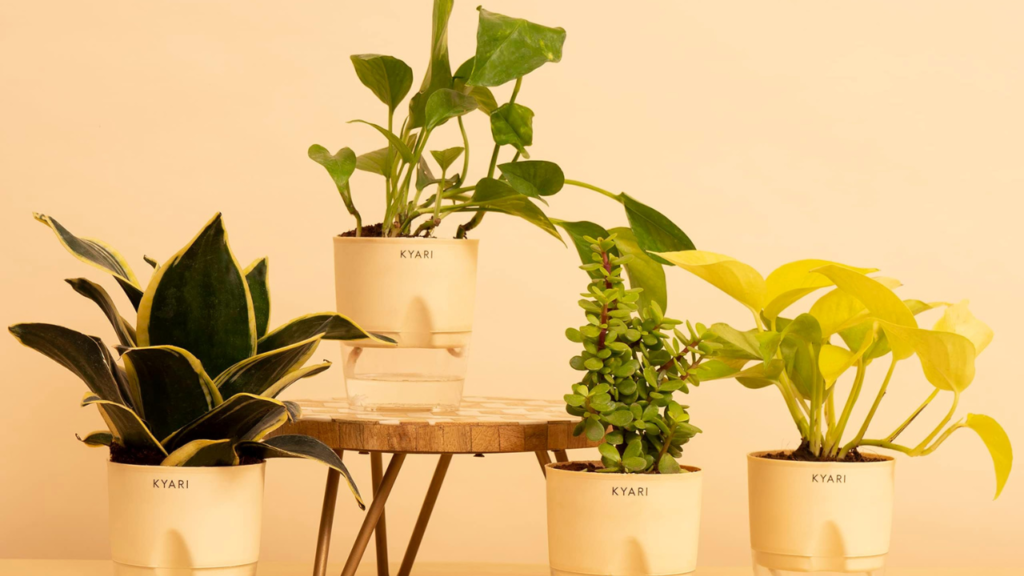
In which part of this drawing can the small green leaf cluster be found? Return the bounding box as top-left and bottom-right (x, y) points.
(564, 236), (702, 474)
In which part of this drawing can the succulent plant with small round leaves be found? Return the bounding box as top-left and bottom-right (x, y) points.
(564, 235), (703, 474)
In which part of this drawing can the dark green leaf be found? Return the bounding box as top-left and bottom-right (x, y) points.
(258, 312), (391, 353)
(490, 103), (533, 157)
(597, 442), (621, 462)
(216, 335), (322, 399)
(9, 323), (124, 403)
(65, 278), (137, 347)
(497, 160), (564, 198)
(350, 54), (413, 112)
(552, 220), (614, 279)
(77, 430), (113, 447)
(162, 393), (288, 451)
(137, 214), (254, 378)
(468, 178), (562, 242)
(244, 258), (270, 340)
(122, 346), (221, 441)
(238, 435), (364, 508)
(425, 88), (478, 131)
(467, 8), (566, 87)
(408, 0), (454, 129)
(162, 438), (238, 467)
(584, 417), (605, 442)
(81, 395), (165, 455)
(262, 361), (331, 399)
(621, 194), (695, 265)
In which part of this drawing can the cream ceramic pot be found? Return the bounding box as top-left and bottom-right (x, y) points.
(333, 237), (479, 348)
(546, 462), (703, 576)
(747, 452), (895, 574)
(108, 462), (265, 576)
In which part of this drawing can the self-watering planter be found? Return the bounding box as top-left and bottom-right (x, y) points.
(108, 462), (266, 576)
(747, 452), (895, 576)
(334, 237), (478, 411)
(545, 462), (703, 576)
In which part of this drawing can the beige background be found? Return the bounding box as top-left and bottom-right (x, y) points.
(1, 0), (1021, 568)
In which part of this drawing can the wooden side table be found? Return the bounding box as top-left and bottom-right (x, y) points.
(274, 396), (597, 576)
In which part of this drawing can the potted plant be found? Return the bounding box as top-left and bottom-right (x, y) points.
(310, 0), (694, 411)
(546, 234), (704, 576)
(658, 250), (1013, 575)
(9, 213), (387, 576)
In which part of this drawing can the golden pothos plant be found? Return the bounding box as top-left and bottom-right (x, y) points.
(658, 251), (1012, 498)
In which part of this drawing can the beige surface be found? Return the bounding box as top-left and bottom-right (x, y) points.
(1, 0), (1022, 569)
(0, 562), (1019, 576)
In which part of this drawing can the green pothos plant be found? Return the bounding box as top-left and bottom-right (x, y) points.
(658, 250), (1012, 498)
(9, 214), (393, 508)
(563, 235), (702, 474)
(309, 0), (693, 254)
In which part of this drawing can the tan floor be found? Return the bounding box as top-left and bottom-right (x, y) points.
(0, 561), (1019, 576)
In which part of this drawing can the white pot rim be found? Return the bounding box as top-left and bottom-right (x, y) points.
(747, 450), (894, 467)
(332, 236), (480, 245)
(108, 461), (267, 472)
(546, 460), (703, 478)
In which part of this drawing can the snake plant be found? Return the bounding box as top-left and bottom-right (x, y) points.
(10, 213), (392, 508)
(661, 251), (1012, 498)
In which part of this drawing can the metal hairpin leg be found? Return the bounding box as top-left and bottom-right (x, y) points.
(340, 453), (407, 576)
(553, 449), (569, 463)
(397, 454), (453, 576)
(370, 453), (390, 576)
(312, 452), (343, 576)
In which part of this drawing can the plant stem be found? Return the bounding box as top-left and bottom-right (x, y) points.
(885, 389), (939, 442)
(775, 378), (809, 438)
(919, 420), (966, 456)
(838, 357), (897, 459)
(432, 167), (447, 222)
(911, 391), (959, 454)
(509, 76), (523, 104)
(457, 116), (470, 186)
(858, 438), (914, 455)
(825, 361), (867, 458)
(486, 144), (500, 178)
(564, 179), (622, 202)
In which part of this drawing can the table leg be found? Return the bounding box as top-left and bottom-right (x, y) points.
(370, 453), (390, 576)
(341, 453), (407, 576)
(535, 450), (552, 477)
(313, 451), (344, 576)
(553, 450), (569, 463)
(397, 454), (453, 576)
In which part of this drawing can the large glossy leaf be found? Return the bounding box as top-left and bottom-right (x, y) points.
(658, 251), (766, 314)
(236, 435), (365, 509)
(622, 194), (694, 264)
(161, 393), (289, 451)
(257, 312), (391, 354)
(82, 395), (165, 455)
(34, 213), (143, 308)
(552, 219), (613, 280)
(497, 160), (563, 198)
(261, 361), (332, 399)
(65, 278), (136, 347)
(243, 258), (270, 340)
(960, 414), (1013, 499)
(763, 260), (876, 321)
(347, 121), (414, 163)
(430, 147), (464, 173)
(137, 214), (255, 377)
(489, 103), (533, 157)
(350, 54), (413, 113)
(408, 0), (454, 129)
(162, 438), (238, 467)
(216, 335), (322, 398)
(608, 227), (667, 313)
(809, 277), (902, 337)
(122, 346), (221, 441)
(9, 323), (124, 403)
(468, 178), (562, 242)
(933, 300), (993, 356)
(815, 266), (917, 359)
(424, 88), (477, 131)
(467, 8), (566, 87)
(879, 322), (976, 392)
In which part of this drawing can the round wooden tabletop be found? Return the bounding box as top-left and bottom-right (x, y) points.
(274, 396), (599, 454)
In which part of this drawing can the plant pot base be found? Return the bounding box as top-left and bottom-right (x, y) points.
(753, 550), (886, 574)
(114, 563), (257, 576)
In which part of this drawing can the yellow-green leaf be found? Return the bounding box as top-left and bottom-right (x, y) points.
(933, 300), (993, 356)
(814, 266), (917, 359)
(161, 439), (238, 467)
(763, 259), (876, 320)
(819, 344), (854, 389)
(879, 322), (976, 392)
(961, 414), (1013, 499)
(809, 277), (902, 337)
(658, 250), (766, 314)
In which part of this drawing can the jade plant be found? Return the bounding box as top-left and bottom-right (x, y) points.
(563, 235), (702, 474)
(9, 213), (392, 508)
(309, 0), (693, 254)
(658, 251), (1012, 497)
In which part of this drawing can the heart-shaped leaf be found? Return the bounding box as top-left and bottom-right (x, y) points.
(960, 414), (1013, 499)
(497, 160), (564, 198)
(659, 251), (766, 314)
(425, 88), (477, 131)
(490, 103), (533, 156)
(467, 8), (566, 87)
(763, 260), (877, 321)
(879, 322), (976, 392)
(137, 213), (255, 378)
(350, 54), (413, 113)
(430, 147), (465, 173)
(815, 266), (917, 359)
(932, 300), (993, 356)
(623, 194), (694, 263)
(809, 277), (903, 337)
